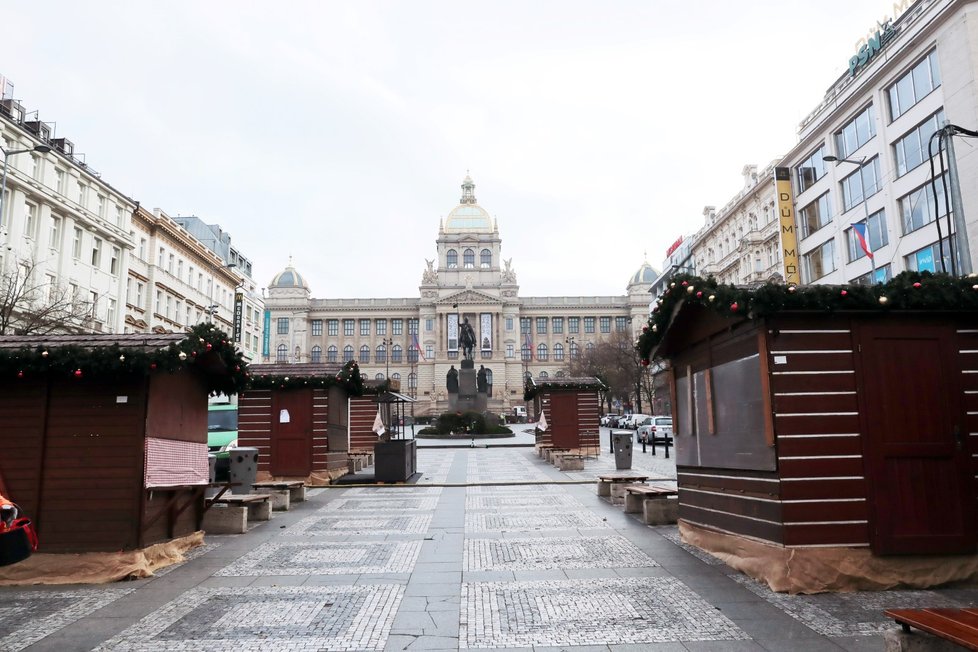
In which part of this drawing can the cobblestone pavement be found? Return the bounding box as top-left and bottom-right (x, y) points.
(2, 428), (976, 651)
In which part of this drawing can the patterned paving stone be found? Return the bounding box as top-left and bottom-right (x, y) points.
(465, 494), (582, 510)
(153, 541), (224, 577)
(92, 584), (404, 652)
(0, 587), (134, 652)
(321, 496), (439, 512)
(216, 540), (423, 576)
(459, 576), (746, 648)
(732, 575), (968, 636)
(464, 536), (656, 571)
(654, 525), (724, 566)
(465, 511), (610, 532)
(341, 486), (442, 496)
(288, 513), (432, 536)
(466, 484), (557, 494)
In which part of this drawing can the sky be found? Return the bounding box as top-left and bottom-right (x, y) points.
(2, 1), (895, 298)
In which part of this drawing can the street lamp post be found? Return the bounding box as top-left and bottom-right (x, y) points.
(823, 155), (876, 282)
(1, 144), (51, 249)
(382, 337), (393, 383)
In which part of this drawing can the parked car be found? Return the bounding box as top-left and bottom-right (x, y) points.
(622, 413), (651, 430)
(600, 413), (618, 427)
(637, 416), (674, 443)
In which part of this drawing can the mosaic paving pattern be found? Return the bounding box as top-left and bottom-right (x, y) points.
(321, 496), (439, 512)
(341, 486), (442, 496)
(466, 484), (554, 494)
(465, 494), (582, 510)
(465, 511), (610, 532)
(93, 584), (404, 652)
(459, 576), (746, 648)
(0, 586), (134, 652)
(464, 535), (656, 571)
(654, 525), (724, 566)
(733, 575), (969, 636)
(216, 540), (423, 576)
(288, 513), (432, 536)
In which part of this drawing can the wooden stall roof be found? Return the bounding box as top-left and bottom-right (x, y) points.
(0, 333), (186, 351)
(248, 362), (345, 377)
(526, 376), (605, 391)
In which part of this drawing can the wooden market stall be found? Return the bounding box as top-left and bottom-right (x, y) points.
(0, 327), (247, 554)
(525, 376), (603, 456)
(639, 273), (978, 592)
(238, 361), (364, 485)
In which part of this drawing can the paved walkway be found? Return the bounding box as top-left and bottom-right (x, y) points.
(2, 432), (975, 651)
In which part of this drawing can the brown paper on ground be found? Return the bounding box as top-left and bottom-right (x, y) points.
(679, 520), (978, 594)
(255, 470), (347, 486)
(0, 530), (204, 586)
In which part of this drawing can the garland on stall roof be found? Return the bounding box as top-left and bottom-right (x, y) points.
(245, 359), (365, 395)
(637, 271), (978, 363)
(0, 323), (250, 396)
(523, 378), (607, 401)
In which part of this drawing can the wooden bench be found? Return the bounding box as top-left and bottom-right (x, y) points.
(885, 608), (978, 651)
(624, 484), (679, 524)
(252, 481), (306, 511)
(596, 474), (650, 504)
(202, 493), (273, 534)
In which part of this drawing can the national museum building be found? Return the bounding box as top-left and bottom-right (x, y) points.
(263, 176), (657, 416)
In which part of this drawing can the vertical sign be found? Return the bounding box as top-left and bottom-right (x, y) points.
(233, 292), (243, 343)
(775, 167), (801, 285)
(447, 313), (458, 352)
(262, 309), (271, 359)
(480, 313), (492, 351)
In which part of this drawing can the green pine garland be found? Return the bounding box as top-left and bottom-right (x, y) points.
(524, 377), (607, 401)
(637, 271), (978, 362)
(246, 359), (366, 395)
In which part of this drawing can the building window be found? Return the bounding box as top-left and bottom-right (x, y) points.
(584, 317), (595, 334)
(425, 318), (433, 332)
(311, 319), (323, 336)
(520, 317), (531, 334)
(537, 344), (548, 361)
(343, 319), (354, 336)
(96, 195), (105, 218)
(91, 237), (102, 267)
(360, 345), (370, 363)
(834, 104), (876, 160)
(48, 215), (62, 249)
(276, 344), (288, 363)
(327, 345), (338, 362)
(408, 347), (419, 363)
(425, 344), (434, 360)
(360, 319), (370, 336)
(77, 182), (87, 208)
(851, 264), (892, 286)
(505, 317), (514, 331)
(568, 317), (580, 334)
(23, 202), (37, 239)
(846, 209), (888, 262)
(408, 318), (418, 335)
(392, 345), (403, 363)
(116, 205), (125, 227)
(521, 344), (532, 361)
(800, 192), (833, 239)
(328, 319), (338, 336)
(157, 247), (165, 267)
(408, 372), (417, 390)
(135, 282), (144, 307)
(311, 345), (322, 363)
(55, 168), (65, 194)
(392, 319), (403, 335)
(463, 248), (475, 268)
(894, 110), (945, 178)
(840, 157), (881, 212)
(110, 247), (120, 275)
(599, 317), (611, 333)
(900, 175), (948, 234)
(376, 319), (387, 336)
(906, 239), (954, 273)
(569, 341), (580, 359)
(506, 343), (514, 358)
(343, 345), (354, 362)
(554, 343), (564, 361)
(615, 316), (628, 332)
(277, 317), (289, 335)
(552, 317), (564, 334)
(138, 237), (146, 260)
(376, 345), (387, 364)
(536, 317), (547, 334)
(376, 373), (386, 381)
(447, 249), (458, 268)
(480, 249), (491, 268)
(803, 238), (837, 282)
(795, 144), (827, 193)
(888, 49), (941, 121)
(539, 371), (549, 379)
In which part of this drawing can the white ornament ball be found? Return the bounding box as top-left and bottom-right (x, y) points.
(178, 351), (187, 361)
(878, 296), (888, 305)
(686, 286), (695, 294)
(708, 294), (716, 302)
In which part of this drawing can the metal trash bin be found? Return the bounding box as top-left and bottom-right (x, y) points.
(228, 447), (259, 495)
(612, 431), (633, 470)
(205, 454), (220, 499)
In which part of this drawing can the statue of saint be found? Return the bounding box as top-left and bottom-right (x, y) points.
(477, 365), (488, 393)
(446, 365), (459, 393)
(459, 317), (476, 360)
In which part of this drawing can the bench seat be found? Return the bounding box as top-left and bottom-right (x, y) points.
(885, 608), (978, 651)
(202, 493), (274, 533)
(252, 481), (306, 509)
(596, 474), (650, 503)
(623, 483), (679, 524)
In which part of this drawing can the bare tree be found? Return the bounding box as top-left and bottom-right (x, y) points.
(0, 255), (94, 335)
(566, 330), (644, 413)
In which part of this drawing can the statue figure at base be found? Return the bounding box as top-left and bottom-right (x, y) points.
(446, 365), (459, 394)
(459, 317), (476, 360)
(477, 365), (488, 393)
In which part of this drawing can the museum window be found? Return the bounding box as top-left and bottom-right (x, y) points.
(505, 317), (514, 331)
(360, 319), (370, 336)
(425, 344), (434, 360)
(569, 341), (579, 359)
(327, 319), (338, 336)
(803, 238), (836, 282)
(846, 209), (888, 262)
(615, 316), (628, 332)
(888, 49), (941, 121)
(584, 317), (595, 334)
(520, 317), (531, 334)
(536, 317), (547, 334)
(840, 157), (881, 212)
(568, 317), (580, 334)
(376, 319), (387, 335)
(463, 248), (475, 268)
(425, 318), (433, 332)
(311, 319), (323, 336)
(552, 317), (563, 334)
(277, 317), (289, 335)
(408, 373), (417, 390)
(447, 249), (458, 268)
(327, 345), (338, 362)
(554, 343), (564, 361)
(311, 346), (322, 363)
(893, 109), (944, 178)
(599, 317), (611, 333)
(834, 104), (876, 160)
(536, 344), (548, 361)
(343, 345), (354, 363)
(360, 345), (370, 363)
(276, 344), (287, 362)
(480, 249), (491, 268)
(506, 343), (514, 358)
(899, 175), (948, 234)
(376, 345), (387, 363)
(795, 144), (827, 193)
(408, 347), (419, 363)
(538, 371), (549, 379)
(408, 318), (418, 335)
(392, 319), (403, 335)
(800, 192), (832, 239)
(521, 344), (532, 361)
(376, 373), (385, 381)
(392, 345), (403, 363)
(343, 319), (354, 336)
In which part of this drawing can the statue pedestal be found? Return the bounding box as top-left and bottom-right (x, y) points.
(450, 362), (487, 413)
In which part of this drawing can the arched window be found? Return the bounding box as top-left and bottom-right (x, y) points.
(376, 345), (387, 363)
(276, 343), (288, 363)
(359, 345), (370, 363)
(537, 343), (548, 361)
(311, 345), (322, 363)
(539, 370), (549, 379)
(569, 341), (579, 359)
(408, 372), (417, 390)
(463, 248), (475, 268)
(376, 373), (385, 380)
(586, 342), (594, 353)
(392, 372), (401, 382)
(480, 249), (491, 268)
(327, 345), (338, 363)
(392, 344), (403, 363)
(343, 345), (354, 362)
(553, 343), (564, 361)
(555, 370), (565, 378)
(447, 249), (458, 269)
(521, 344), (532, 361)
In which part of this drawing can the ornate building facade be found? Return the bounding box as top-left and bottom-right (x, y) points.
(264, 176), (657, 416)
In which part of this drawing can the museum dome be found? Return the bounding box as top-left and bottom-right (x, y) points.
(444, 175), (494, 233)
(629, 261), (659, 286)
(268, 262), (309, 290)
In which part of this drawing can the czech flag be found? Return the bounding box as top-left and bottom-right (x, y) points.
(411, 333), (426, 361)
(851, 222), (874, 259)
(524, 333), (533, 360)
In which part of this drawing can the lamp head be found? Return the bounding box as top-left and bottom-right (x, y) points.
(822, 155), (839, 162)
(33, 145), (52, 154)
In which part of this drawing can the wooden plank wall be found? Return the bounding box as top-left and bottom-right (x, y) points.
(349, 395), (379, 452)
(310, 389), (332, 471)
(956, 327), (978, 509)
(238, 389), (273, 472)
(577, 390), (601, 453)
(0, 382), (47, 513)
(678, 468), (784, 543)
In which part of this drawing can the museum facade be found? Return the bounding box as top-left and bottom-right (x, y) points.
(263, 176), (657, 416)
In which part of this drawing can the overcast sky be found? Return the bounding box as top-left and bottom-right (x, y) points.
(3, 1), (893, 298)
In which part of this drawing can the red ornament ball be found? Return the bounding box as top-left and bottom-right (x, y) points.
(681, 280), (688, 287)
(191, 351), (198, 357)
(17, 370), (24, 378)
(235, 365), (241, 372)
(730, 302), (739, 312)
(73, 369), (83, 378)
(913, 282), (921, 288)
(841, 290), (848, 297)
(206, 343), (212, 351)
(642, 325), (648, 332)
(696, 291), (703, 298)
(150, 362), (157, 370)
(641, 359), (649, 366)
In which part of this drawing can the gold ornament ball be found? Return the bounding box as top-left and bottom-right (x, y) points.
(708, 294), (716, 302)
(878, 296), (888, 305)
(686, 286), (695, 294)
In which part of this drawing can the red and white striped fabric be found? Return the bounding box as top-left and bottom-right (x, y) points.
(144, 437), (209, 488)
